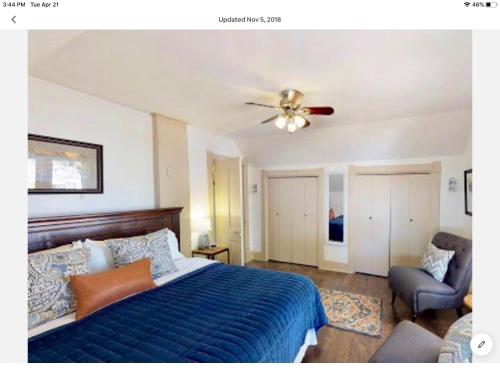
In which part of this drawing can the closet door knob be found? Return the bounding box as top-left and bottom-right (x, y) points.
(410, 218), (413, 222)
(304, 214), (308, 217)
(369, 216), (373, 220)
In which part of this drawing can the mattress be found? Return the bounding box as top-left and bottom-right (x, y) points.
(28, 258), (326, 363)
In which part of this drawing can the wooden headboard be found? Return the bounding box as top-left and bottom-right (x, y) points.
(28, 208), (183, 253)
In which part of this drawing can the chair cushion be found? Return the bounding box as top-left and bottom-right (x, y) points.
(389, 267), (456, 312)
(369, 321), (443, 363)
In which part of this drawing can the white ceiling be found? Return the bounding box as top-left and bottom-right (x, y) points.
(29, 30), (471, 140)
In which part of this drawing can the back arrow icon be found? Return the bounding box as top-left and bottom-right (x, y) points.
(12, 16), (16, 24)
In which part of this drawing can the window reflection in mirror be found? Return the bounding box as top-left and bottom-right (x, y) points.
(328, 173), (345, 243)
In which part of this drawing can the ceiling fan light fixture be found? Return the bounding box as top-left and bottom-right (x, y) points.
(275, 114), (287, 129)
(294, 115), (307, 128)
(287, 120), (297, 133)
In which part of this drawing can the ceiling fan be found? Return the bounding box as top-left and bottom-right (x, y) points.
(245, 89), (334, 133)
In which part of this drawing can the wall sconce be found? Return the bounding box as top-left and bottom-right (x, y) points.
(448, 177), (457, 192)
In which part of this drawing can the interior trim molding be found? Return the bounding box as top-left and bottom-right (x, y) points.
(350, 161), (441, 176)
(320, 260), (352, 274)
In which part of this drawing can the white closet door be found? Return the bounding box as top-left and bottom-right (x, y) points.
(370, 176), (391, 276)
(304, 177), (318, 266)
(291, 178), (306, 265)
(390, 175), (412, 267)
(353, 175), (375, 274)
(409, 174), (432, 266)
(268, 178), (281, 261)
(278, 178), (293, 262)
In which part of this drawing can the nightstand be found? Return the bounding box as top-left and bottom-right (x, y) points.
(192, 247), (230, 264)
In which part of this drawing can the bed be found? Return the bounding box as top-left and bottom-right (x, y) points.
(28, 208), (327, 363)
(328, 215), (344, 242)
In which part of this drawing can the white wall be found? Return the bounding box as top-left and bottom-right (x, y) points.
(28, 77), (155, 217)
(187, 126), (241, 249)
(248, 155), (472, 265)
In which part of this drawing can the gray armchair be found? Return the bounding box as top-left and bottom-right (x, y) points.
(389, 232), (472, 321)
(369, 321), (443, 363)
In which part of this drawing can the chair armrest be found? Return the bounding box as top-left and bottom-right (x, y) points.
(369, 321), (443, 363)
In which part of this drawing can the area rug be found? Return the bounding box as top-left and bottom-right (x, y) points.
(319, 288), (382, 337)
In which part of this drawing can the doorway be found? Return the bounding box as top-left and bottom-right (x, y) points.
(207, 152), (244, 265)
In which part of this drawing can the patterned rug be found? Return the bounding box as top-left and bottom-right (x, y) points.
(319, 288), (382, 337)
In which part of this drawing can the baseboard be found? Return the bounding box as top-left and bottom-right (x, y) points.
(249, 251), (266, 261)
(319, 260), (352, 273)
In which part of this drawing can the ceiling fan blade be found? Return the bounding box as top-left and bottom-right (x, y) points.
(302, 106), (334, 116)
(245, 102), (278, 109)
(261, 114), (279, 124)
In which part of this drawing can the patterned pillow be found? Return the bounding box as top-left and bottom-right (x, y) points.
(438, 313), (472, 363)
(105, 228), (177, 279)
(421, 243), (455, 282)
(28, 247), (91, 329)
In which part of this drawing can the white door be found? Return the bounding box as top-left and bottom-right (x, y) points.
(268, 178), (281, 261)
(409, 174), (432, 266)
(353, 175), (390, 276)
(353, 175), (375, 274)
(303, 177), (319, 266)
(371, 176), (391, 276)
(214, 158), (243, 265)
(390, 175), (412, 267)
(291, 178), (306, 265)
(278, 178), (293, 262)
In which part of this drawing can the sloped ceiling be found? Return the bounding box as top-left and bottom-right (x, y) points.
(29, 30), (471, 163)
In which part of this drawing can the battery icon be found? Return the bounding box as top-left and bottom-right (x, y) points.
(486, 2), (498, 7)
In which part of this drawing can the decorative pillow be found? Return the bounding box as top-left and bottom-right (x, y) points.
(83, 239), (114, 274)
(36, 240), (83, 255)
(28, 247), (91, 329)
(438, 313), (472, 363)
(167, 229), (184, 261)
(105, 228), (177, 279)
(421, 243), (455, 282)
(71, 258), (156, 320)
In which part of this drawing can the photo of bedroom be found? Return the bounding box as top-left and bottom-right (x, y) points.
(22, 29), (474, 363)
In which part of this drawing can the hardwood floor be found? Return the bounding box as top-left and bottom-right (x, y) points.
(246, 260), (460, 363)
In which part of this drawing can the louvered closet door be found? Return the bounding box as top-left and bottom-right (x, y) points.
(390, 175), (412, 267)
(409, 174), (432, 266)
(268, 178), (281, 261)
(278, 178), (293, 262)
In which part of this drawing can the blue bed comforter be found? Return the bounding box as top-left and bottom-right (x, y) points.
(29, 263), (327, 363)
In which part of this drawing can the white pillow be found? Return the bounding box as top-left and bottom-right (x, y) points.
(167, 229), (184, 260)
(421, 243), (455, 282)
(83, 239), (114, 274)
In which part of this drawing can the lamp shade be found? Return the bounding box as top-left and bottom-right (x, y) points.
(191, 217), (212, 233)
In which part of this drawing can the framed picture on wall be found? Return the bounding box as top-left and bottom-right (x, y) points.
(28, 134), (103, 194)
(464, 169), (472, 216)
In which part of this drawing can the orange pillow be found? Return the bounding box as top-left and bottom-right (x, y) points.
(71, 258), (156, 320)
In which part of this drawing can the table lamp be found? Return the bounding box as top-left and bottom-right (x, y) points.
(192, 217), (212, 249)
